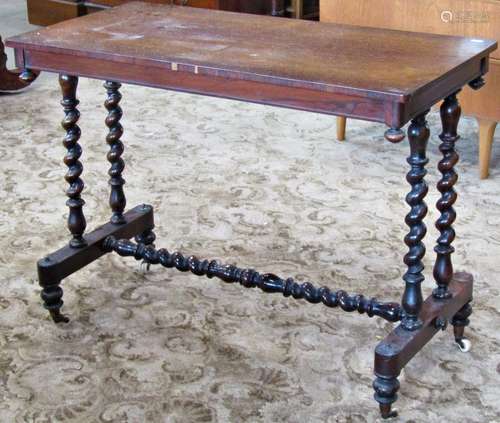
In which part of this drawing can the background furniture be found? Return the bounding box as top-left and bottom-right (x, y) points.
(0, 36), (38, 92)
(322, 0), (500, 178)
(27, 0), (319, 26)
(288, 0), (318, 19)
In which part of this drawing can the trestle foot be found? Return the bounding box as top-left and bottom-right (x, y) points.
(37, 205), (154, 323)
(374, 272), (473, 417)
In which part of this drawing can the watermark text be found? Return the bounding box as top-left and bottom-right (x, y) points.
(441, 10), (489, 24)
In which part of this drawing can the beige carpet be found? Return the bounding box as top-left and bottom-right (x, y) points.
(0, 76), (499, 423)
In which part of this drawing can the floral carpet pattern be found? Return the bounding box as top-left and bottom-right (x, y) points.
(0, 76), (499, 423)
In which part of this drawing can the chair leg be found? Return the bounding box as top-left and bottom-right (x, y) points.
(478, 118), (497, 179)
(295, 0), (303, 18)
(337, 116), (346, 141)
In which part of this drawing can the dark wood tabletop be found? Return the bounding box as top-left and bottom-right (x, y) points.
(6, 1), (497, 128)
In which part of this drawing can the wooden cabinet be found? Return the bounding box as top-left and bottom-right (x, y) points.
(27, 0), (277, 26)
(86, 0), (277, 14)
(321, 0), (500, 178)
(27, 0), (84, 26)
(27, 0), (319, 26)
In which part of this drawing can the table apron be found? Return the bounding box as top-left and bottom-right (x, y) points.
(17, 47), (491, 128)
(21, 48), (391, 123)
(402, 57), (487, 125)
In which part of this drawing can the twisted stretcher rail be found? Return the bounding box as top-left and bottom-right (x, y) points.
(103, 236), (403, 323)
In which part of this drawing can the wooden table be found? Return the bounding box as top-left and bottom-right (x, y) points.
(6, 2), (497, 418)
(0, 36), (38, 92)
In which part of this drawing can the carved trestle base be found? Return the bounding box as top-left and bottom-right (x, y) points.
(374, 272), (473, 418)
(37, 204), (154, 322)
(38, 203), (474, 419)
(37, 203), (401, 324)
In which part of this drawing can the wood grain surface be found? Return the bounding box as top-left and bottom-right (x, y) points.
(7, 1), (496, 103)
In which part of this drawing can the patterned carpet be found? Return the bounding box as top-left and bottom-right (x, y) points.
(0, 76), (499, 423)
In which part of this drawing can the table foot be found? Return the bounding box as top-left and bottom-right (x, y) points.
(373, 376), (399, 419)
(380, 404), (398, 419)
(374, 272), (473, 417)
(452, 302), (472, 352)
(37, 204), (154, 322)
(49, 309), (70, 324)
(40, 280), (69, 323)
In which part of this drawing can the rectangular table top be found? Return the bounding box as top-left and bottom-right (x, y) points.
(6, 1), (497, 127)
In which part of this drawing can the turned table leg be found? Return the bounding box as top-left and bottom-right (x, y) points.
(401, 111), (430, 331)
(374, 111), (430, 418)
(104, 81), (127, 224)
(61, 75), (87, 248)
(434, 92), (474, 350)
(39, 74), (87, 322)
(433, 92), (460, 301)
(104, 81), (157, 267)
